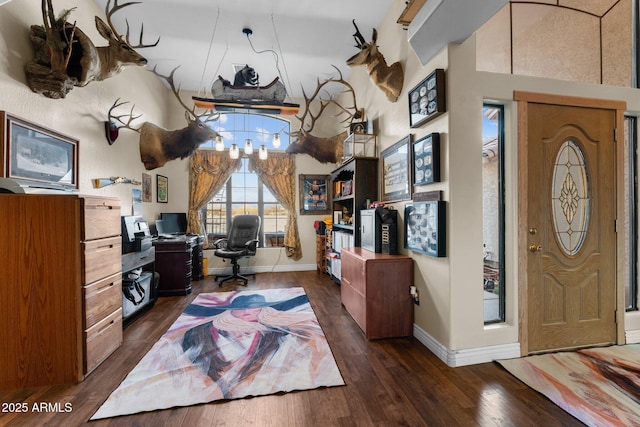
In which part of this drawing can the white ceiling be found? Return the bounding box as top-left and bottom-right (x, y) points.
(94, 0), (394, 99)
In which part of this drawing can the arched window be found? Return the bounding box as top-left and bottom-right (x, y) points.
(200, 113), (290, 248)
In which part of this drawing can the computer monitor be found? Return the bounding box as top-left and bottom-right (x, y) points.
(159, 212), (187, 234)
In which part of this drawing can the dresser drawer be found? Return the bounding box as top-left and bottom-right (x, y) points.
(341, 279), (366, 333)
(82, 197), (121, 241)
(84, 273), (122, 329)
(83, 236), (122, 284)
(85, 308), (122, 374)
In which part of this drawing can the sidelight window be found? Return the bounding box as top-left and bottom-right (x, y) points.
(483, 103), (505, 324)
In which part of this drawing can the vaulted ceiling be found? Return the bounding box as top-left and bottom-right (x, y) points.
(93, 0), (394, 99)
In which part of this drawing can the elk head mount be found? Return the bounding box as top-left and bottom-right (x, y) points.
(346, 20), (404, 103)
(285, 66), (363, 164)
(26, 0), (159, 99)
(107, 67), (219, 170)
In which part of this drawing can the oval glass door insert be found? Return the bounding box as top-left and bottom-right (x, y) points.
(551, 139), (590, 256)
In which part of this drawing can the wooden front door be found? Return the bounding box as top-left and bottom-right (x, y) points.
(518, 93), (623, 354)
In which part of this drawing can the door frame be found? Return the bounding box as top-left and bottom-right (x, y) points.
(514, 91), (627, 356)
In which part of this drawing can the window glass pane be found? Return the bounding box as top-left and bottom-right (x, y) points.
(551, 140), (590, 256)
(201, 112), (290, 151)
(625, 116), (638, 310)
(204, 187), (227, 244)
(263, 187), (277, 203)
(483, 104), (505, 324)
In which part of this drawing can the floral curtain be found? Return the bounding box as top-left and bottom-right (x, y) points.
(249, 152), (302, 260)
(187, 151), (241, 248)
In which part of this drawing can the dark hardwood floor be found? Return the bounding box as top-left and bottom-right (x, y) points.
(0, 271), (583, 426)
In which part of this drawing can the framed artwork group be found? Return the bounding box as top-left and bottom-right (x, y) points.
(378, 131), (446, 257)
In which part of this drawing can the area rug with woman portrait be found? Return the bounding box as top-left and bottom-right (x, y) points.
(91, 287), (344, 420)
(498, 344), (640, 427)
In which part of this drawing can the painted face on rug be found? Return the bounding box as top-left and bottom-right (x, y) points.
(231, 307), (261, 322)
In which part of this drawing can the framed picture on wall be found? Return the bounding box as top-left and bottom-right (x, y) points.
(156, 174), (168, 203)
(413, 133), (440, 186)
(408, 69), (446, 128)
(405, 201), (446, 257)
(1, 111), (79, 190)
(381, 134), (412, 202)
(299, 174), (331, 215)
(142, 173), (152, 202)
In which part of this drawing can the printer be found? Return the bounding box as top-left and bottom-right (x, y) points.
(121, 216), (153, 253)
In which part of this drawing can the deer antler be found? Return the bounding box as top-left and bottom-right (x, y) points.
(104, 0), (159, 48)
(152, 66), (219, 124)
(294, 65), (361, 136)
(107, 98), (142, 132)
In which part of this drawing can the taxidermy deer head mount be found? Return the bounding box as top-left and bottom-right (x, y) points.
(285, 66), (362, 164)
(107, 67), (219, 170)
(346, 20), (404, 103)
(26, 0), (159, 99)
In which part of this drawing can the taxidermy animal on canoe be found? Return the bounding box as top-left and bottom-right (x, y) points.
(106, 67), (219, 170)
(233, 65), (260, 86)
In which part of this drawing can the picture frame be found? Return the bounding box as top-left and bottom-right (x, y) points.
(408, 69), (446, 128)
(157, 174), (168, 203)
(1, 111), (78, 190)
(413, 133), (440, 186)
(405, 201), (446, 257)
(381, 134), (412, 202)
(299, 174), (331, 215)
(142, 173), (152, 202)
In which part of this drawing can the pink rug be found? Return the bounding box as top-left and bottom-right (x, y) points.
(498, 345), (640, 426)
(91, 287), (344, 420)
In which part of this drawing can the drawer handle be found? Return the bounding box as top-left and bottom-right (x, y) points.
(97, 282), (117, 293)
(91, 244), (116, 252)
(97, 319), (115, 334)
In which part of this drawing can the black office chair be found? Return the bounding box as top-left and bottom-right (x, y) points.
(213, 215), (261, 286)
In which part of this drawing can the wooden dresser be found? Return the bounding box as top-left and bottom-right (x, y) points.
(340, 247), (414, 339)
(0, 195), (122, 389)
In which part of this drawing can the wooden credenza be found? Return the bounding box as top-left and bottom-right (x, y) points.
(340, 247), (414, 339)
(0, 194), (122, 389)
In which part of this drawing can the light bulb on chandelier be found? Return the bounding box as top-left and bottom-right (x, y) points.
(244, 138), (253, 155)
(272, 133), (281, 148)
(215, 135), (224, 151)
(259, 144), (268, 160)
(229, 143), (239, 159)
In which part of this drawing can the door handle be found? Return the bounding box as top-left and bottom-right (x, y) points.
(529, 244), (542, 252)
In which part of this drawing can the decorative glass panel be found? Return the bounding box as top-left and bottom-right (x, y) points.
(552, 140), (590, 256)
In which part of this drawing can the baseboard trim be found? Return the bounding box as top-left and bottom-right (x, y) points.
(625, 329), (640, 344)
(208, 264), (317, 276)
(413, 324), (521, 367)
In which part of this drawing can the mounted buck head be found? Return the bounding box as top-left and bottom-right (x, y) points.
(107, 67), (219, 170)
(26, 0), (159, 98)
(71, 0), (159, 85)
(346, 19), (404, 103)
(285, 66), (362, 164)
